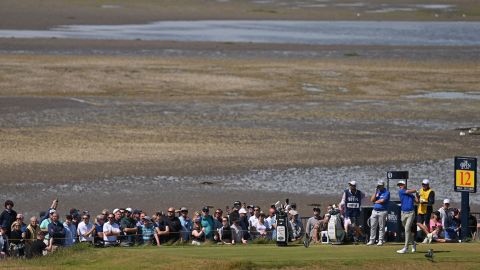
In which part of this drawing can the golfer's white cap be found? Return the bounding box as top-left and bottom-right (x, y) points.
(376, 180), (385, 186)
(422, 179), (430, 185)
(443, 198), (450, 204)
(113, 208), (120, 214)
(397, 180), (406, 186)
(348, 180), (357, 186)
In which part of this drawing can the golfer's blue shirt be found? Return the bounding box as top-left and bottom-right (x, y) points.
(399, 189), (415, 212)
(373, 189), (390, 211)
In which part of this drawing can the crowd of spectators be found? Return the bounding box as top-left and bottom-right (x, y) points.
(0, 199), (307, 259)
(0, 183), (478, 260)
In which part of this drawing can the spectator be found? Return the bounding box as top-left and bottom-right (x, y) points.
(266, 207), (277, 240)
(13, 214), (27, 233)
(238, 208), (250, 241)
(155, 212), (170, 244)
(249, 206), (261, 230)
(417, 179), (435, 231)
(366, 180), (390, 246)
(230, 218), (246, 244)
(200, 207), (215, 241)
(40, 209), (56, 243)
(40, 199), (58, 222)
(0, 200), (17, 237)
(63, 215), (77, 247)
(103, 213), (120, 246)
(77, 214), (95, 243)
(339, 180), (365, 243)
(228, 201), (241, 225)
(247, 205), (255, 219)
(9, 222), (25, 257)
(47, 212), (65, 248)
(140, 216), (159, 246)
(0, 226), (8, 258)
(166, 207), (182, 243)
(288, 210), (304, 241)
(191, 218), (205, 245)
(24, 217), (40, 241)
(255, 213), (270, 238)
(178, 207), (192, 242)
(218, 217), (234, 244)
(420, 211), (444, 243)
(120, 208), (137, 246)
(305, 207), (322, 243)
(438, 199), (458, 242)
(213, 208), (223, 241)
(94, 214), (105, 246)
(26, 231), (52, 258)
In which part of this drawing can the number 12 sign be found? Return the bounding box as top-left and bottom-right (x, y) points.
(454, 156), (477, 193)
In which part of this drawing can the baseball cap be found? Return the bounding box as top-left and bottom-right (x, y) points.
(180, 207), (188, 212)
(397, 180), (406, 186)
(289, 210), (298, 216)
(112, 208), (120, 214)
(142, 216), (151, 221)
(239, 208), (247, 214)
(132, 209), (141, 215)
(125, 208), (132, 213)
(202, 206), (209, 212)
(348, 180), (357, 186)
(422, 179), (430, 185)
(376, 180), (385, 186)
(49, 209), (56, 214)
(443, 199), (450, 204)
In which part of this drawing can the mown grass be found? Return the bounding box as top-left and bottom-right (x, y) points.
(2, 242), (480, 270)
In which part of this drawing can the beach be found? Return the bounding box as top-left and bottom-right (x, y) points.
(0, 0), (479, 215)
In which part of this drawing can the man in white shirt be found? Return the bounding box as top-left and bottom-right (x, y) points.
(77, 214), (95, 243)
(103, 213), (121, 246)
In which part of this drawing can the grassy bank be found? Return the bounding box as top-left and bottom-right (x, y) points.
(3, 242), (480, 270)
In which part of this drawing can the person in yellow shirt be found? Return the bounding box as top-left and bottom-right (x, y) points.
(416, 179), (435, 231)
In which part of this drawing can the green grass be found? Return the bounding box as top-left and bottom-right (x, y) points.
(3, 242), (480, 270)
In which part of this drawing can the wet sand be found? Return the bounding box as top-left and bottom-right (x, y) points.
(1, 0), (479, 215)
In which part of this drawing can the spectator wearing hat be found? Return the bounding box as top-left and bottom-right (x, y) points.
(288, 210), (304, 241)
(27, 231), (52, 258)
(40, 199), (58, 223)
(48, 212), (65, 248)
(396, 180), (418, 254)
(140, 216), (159, 246)
(306, 207), (322, 243)
(339, 180), (365, 243)
(120, 208), (137, 246)
(200, 207), (215, 241)
(228, 201), (241, 225)
(238, 208), (250, 241)
(40, 209), (57, 243)
(77, 214), (95, 243)
(178, 207), (192, 242)
(438, 199), (458, 241)
(417, 179), (435, 231)
(0, 200), (17, 238)
(103, 213), (121, 246)
(366, 180), (390, 246)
